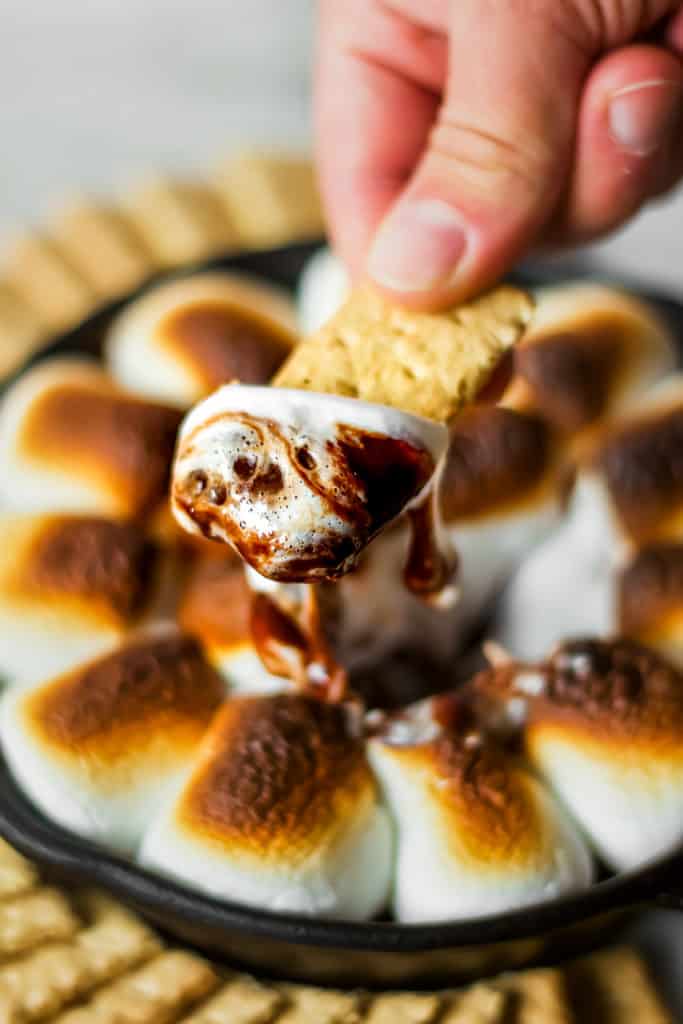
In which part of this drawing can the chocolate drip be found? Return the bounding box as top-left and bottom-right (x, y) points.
(404, 490), (458, 602)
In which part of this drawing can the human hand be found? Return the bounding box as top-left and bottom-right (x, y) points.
(316, 1), (683, 308)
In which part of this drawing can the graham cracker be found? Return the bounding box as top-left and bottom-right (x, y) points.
(363, 991), (443, 1023)
(0, 836), (38, 899)
(497, 967), (572, 1024)
(564, 947), (674, 1024)
(440, 984), (508, 1022)
(125, 178), (239, 268)
(52, 202), (156, 299)
(54, 950), (218, 1023)
(0, 283), (45, 380)
(276, 983), (365, 1023)
(0, 888), (80, 960)
(273, 285), (533, 423)
(2, 233), (95, 332)
(213, 150), (324, 248)
(180, 973), (285, 1023)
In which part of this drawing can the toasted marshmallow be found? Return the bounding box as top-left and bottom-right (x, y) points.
(297, 247), (349, 335)
(1, 631), (223, 852)
(493, 475), (616, 659)
(524, 638), (683, 871)
(171, 384), (447, 582)
(441, 406), (565, 646)
(505, 283), (674, 436)
(106, 272), (297, 408)
(618, 542), (683, 665)
(177, 551), (290, 694)
(368, 696), (593, 923)
(582, 374), (683, 552)
(0, 514), (173, 684)
(139, 694), (393, 919)
(0, 358), (182, 519)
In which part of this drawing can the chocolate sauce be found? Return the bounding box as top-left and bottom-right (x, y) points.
(404, 491), (458, 600)
(250, 591), (347, 700)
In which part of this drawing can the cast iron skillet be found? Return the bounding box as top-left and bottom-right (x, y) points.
(1, 242), (682, 987)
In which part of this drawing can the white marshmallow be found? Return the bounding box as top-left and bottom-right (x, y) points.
(106, 271), (297, 408)
(0, 513), (175, 686)
(0, 358), (181, 519)
(524, 639), (683, 871)
(297, 247), (349, 335)
(171, 384), (447, 582)
(368, 698), (594, 923)
(0, 629), (224, 853)
(139, 694), (393, 919)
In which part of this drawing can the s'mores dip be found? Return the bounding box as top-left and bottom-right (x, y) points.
(5, 251), (683, 931)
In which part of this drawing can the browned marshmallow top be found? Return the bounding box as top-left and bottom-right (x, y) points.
(514, 324), (619, 432)
(178, 553), (252, 649)
(25, 633), (223, 764)
(20, 385), (182, 519)
(440, 407), (553, 522)
(159, 299), (294, 390)
(618, 543), (683, 637)
(176, 694), (375, 860)
(529, 638), (683, 749)
(595, 405), (683, 544)
(9, 516), (158, 626)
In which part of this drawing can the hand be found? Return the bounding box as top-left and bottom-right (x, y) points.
(316, 0), (683, 308)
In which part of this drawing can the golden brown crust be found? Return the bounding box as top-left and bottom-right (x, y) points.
(594, 405), (683, 544)
(528, 638), (683, 752)
(26, 633), (223, 761)
(177, 695), (375, 860)
(178, 553), (252, 649)
(439, 407), (553, 522)
(513, 321), (621, 432)
(618, 543), (683, 638)
(159, 299), (295, 391)
(19, 385), (182, 519)
(274, 285), (533, 423)
(7, 516), (158, 626)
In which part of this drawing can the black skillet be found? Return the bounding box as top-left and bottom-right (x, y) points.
(1, 241), (682, 987)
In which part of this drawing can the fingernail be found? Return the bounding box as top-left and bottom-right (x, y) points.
(608, 79), (683, 156)
(367, 198), (467, 292)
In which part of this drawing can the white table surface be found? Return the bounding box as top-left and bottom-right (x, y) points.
(0, 0), (681, 1011)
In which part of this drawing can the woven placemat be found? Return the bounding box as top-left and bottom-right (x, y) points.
(0, 836), (672, 1023)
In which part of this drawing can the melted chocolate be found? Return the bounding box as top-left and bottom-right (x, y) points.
(404, 493), (458, 599)
(250, 590), (347, 699)
(175, 413), (435, 582)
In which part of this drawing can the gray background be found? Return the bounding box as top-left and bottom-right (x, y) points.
(0, 0), (681, 1009)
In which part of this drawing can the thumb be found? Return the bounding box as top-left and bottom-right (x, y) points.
(366, 3), (591, 308)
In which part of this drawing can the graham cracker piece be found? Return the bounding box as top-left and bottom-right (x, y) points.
(564, 947), (673, 1024)
(440, 984), (509, 1022)
(54, 950), (218, 1023)
(274, 285), (533, 423)
(496, 967), (572, 1024)
(0, 837), (38, 899)
(276, 984), (364, 1023)
(125, 178), (239, 268)
(0, 888), (79, 960)
(0, 282), (45, 380)
(3, 233), (95, 332)
(0, 893), (160, 1022)
(179, 972), (285, 1023)
(213, 150), (324, 248)
(52, 202), (156, 299)
(364, 991), (443, 1023)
